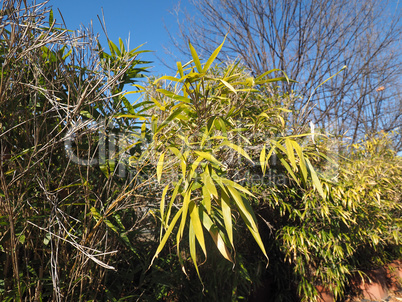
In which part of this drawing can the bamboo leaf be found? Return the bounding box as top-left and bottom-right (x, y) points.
(305, 158), (325, 199)
(119, 37), (125, 54)
(220, 79), (237, 95)
(202, 168), (218, 203)
(224, 183), (257, 232)
(165, 179), (183, 224)
(189, 221), (202, 281)
(109, 40), (121, 56)
(291, 140), (308, 183)
(157, 152), (165, 183)
(189, 156), (203, 179)
(194, 151), (222, 166)
(160, 184), (170, 226)
(278, 155), (300, 186)
(220, 140), (253, 162)
(255, 68), (282, 81)
(220, 178), (255, 198)
(156, 89), (191, 103)
(202, 185), (212, 214)
(203, 36), (226, 73)
(200, 212), (233, 262)
(177, 61), (184, 77)
(260, 144), (267, 175)
(189, 42), (202, 73)
(285, 138), (297, 170)
(153, 75), (179, 84)
(189, 201), (207, 256)
(150, 208), (183, 268)
(221, 190), (233, 246)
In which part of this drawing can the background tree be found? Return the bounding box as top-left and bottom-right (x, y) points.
(170, 0), (402, 150)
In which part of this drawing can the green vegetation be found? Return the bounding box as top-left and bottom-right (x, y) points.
(1, 1), (401, 301)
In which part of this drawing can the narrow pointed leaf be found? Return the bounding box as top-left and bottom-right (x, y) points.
(189, 42), (202, 73)
(285, 138), (297, 170)
(157, 152), (165, 183)
(220, 79), (237, 94)
(200, 212), (233, 262)
(220, 140), (253, 162)
(189, 222), (203, 281)
(149, 208), (183, 268)
(203, 36), (226, 73)
(260, 144), (267, 175)
(194, 151), (222, 166)
(189, 201), (207, 256)
(221, 190), (233, 246)
(305, 158), (325, 199)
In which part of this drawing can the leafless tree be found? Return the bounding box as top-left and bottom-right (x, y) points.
(170, 0), (402, 150)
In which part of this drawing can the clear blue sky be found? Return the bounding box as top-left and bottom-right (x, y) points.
(51, 0), (187, 76)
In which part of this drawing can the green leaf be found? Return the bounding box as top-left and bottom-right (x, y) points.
(189, 42), (202, 73)
(157, 152), (165, 183)
(189, 156), (203, 179)
(203, 36), (226, 73)
(219, 140), (253, 162)
(224, 183), (257, 232)
(150, 208), (183, 268)
(277, 155), (299, 186)
(109, 40), (121, 56)
(49, 9), (54, 25)
(285, 138), (297, 170)
(200, 211), (233, 262)
(291, 140), (308, 183)
(189, 221), (202, 281)
(176, 188), (192, 263)
(119, 37), (125, 54)
(43, 233), (51, 246)
(220, 79), (237, 95)
(305, 158), (325, 199)
(194, 151), (222, 166)
(80, 110), (94, 119)
(255, 68), (282, 81)
(189, 201), (206, 256)
(221, 189), (233, 246)
(220, 178), (255, 198)
(154, 75), (179, 84)
(62, 49), (72, 60)
(160, 184), (170, 226)
(19, 234), (26, 245)
(156, 89), (191, 103)
(260, 144), (267, 175)
(165, 179), (183, 224)
(202, 185), (212, 214)
(177, 61), (184, 77)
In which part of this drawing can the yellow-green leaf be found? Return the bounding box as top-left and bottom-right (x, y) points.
(157, 152), (165, 183)
(189, 42), (202, 73)
(177, 61), (184, 77)
(160, 184), (170, 225)
(200, 212), (233, 262)
(285, 138), (297, 170)
(291, 140), (308, 183)
(306, 158), (325, 199)
(150, 208), (183, 268)
(203, 36), (226, 73)
(189, 201), (206, 256)
(260, 144), (267, 175)
(189, 221), (202, 281)
(221, 190), (233, 246)
(220, 140), (253, 162)
(194, 151), (222, 166)
(220, 79), (237, 95)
